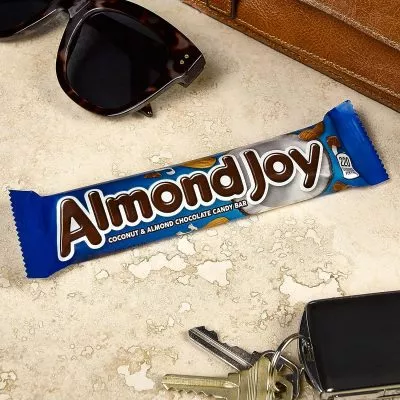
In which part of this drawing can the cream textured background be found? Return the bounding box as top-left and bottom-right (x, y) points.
(0, 1), (399, 399)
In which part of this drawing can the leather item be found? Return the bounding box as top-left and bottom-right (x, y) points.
(183, 0), (400, 112)
(206, 0), (235, 17)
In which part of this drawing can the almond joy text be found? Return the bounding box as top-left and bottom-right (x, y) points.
(57, 141), (323, 261)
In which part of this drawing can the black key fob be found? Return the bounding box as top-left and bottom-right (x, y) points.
(299, 291), (400, 400)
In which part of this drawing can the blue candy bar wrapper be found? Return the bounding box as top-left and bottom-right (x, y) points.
(10, 101), (388, 278)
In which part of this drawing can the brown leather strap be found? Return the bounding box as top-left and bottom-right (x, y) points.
(206, 0), (236, 18)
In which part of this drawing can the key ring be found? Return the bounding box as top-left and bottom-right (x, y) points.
(266, 333), (307, 395)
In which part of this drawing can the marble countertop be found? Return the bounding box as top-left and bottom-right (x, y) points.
(0, 1), (399, 399)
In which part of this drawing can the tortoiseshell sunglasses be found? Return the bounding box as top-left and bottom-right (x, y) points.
(0, 0), (205, 116)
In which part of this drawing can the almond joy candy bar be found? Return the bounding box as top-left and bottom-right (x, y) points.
(10, 101), (388, 278)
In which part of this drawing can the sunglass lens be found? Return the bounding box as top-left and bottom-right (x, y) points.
(0, 0), (52, 34)
(65, 11), (176, 113)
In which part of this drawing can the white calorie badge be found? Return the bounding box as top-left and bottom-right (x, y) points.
(328, 137), (360, 180)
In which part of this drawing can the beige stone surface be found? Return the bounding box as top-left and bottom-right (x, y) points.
(0, 1), (399, 399)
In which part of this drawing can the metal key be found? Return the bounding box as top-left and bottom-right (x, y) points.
(162, 354), (293, 400)
(189, 326), (301, 399)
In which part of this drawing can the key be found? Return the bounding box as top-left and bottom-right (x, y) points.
(189, 326), (301, 399)
(299, 291), (400, 400)
(162, 354), (293, 400)
(189, 326), (258, 370)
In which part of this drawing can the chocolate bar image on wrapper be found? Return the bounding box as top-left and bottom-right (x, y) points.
(10, 101), (388, 278)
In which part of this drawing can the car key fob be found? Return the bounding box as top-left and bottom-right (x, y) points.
(299, 291), (400, 400)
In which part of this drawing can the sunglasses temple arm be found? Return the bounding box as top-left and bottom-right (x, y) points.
(138, 103), (153, 117)
(180, 54), (206, 88)
(134, 51), (205, 118)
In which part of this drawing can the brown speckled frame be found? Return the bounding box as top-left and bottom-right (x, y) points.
(0, 0), (205, 116)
